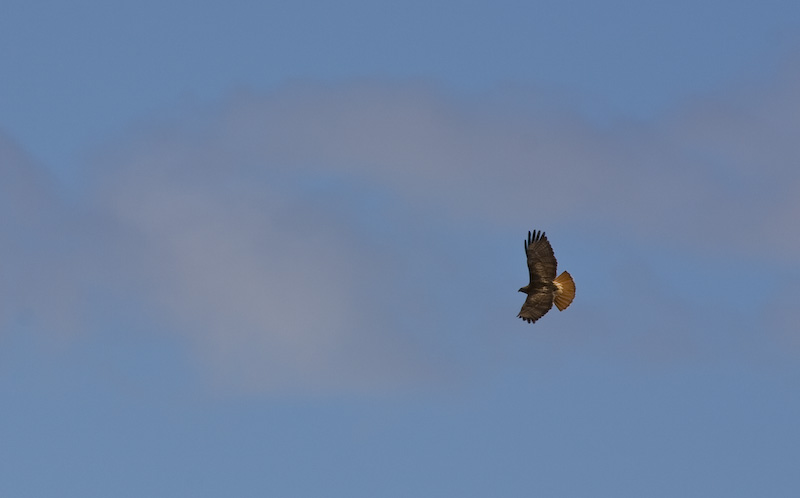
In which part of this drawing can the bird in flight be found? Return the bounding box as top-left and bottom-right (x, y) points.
(518, 230), (575, 324)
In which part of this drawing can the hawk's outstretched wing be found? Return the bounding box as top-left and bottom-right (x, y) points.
(518, 290), (555, 324)
(525, 230), (557, 284)
(518, 230), (559, 324)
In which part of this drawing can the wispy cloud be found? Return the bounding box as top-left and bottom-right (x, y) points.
(0, 134), (88, 337)
(183, 76), (800, 259)
(4, 61), (799, 393)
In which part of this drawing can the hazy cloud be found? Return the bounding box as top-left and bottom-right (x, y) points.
(0, 134), (88, 337)
(5, 62), (799, 393)
(196, 76), (800, 259)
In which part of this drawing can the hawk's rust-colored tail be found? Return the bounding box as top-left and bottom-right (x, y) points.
(553, 271), (575, 311)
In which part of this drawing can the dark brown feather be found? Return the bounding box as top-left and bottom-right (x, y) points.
(517, 230), (560, 324)
(518, 291), (555, 323)
(525, 230), (557, 283)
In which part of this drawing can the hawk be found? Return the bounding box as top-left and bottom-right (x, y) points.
(518, 230), (575, 324)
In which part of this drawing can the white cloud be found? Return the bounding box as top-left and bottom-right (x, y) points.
(86, 68), (800, 391)
(199, 77), (800, 260)
(90, 131), (446, 393)
(6, 61), (800, 393)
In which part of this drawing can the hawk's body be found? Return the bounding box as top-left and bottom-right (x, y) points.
(517, 230), (575, 324)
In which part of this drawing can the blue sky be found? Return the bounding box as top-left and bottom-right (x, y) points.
(2, 0), (800, 496)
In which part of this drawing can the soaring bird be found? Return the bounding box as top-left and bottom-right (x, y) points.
(517, 230), (575, 324)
